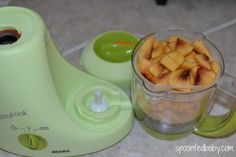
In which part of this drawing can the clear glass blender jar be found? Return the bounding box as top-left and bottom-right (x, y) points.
(131, 30), (236, 139)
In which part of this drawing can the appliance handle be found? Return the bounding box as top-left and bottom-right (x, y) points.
(194, 73), (236, 137)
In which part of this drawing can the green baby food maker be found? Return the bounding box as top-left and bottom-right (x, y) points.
(0, 7), (134, 157)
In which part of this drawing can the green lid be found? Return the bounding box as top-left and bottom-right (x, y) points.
(94, 31), (138, 62)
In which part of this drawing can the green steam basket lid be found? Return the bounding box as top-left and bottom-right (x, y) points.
(81, 31), (139, 90)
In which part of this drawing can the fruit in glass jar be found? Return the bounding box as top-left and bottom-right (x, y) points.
(137, 34), (220, 92)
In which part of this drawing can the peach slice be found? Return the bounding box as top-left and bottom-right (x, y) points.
(180, 61), (198, 69)
(159, 68), (170, 76)
(139, 58), (150, 74)
(180, 51), (198, 69)
(153, 38), (160, 49)
(160, 51), (184, 71)
(151, 44), (164, 58)
(191, 66), (199, 78)
(149, 63), (165, 77)
(210, 61), (220, 75)
(156, 72), (170, 85)
(195, 54), (211, 70)
(138, 35), (155, 62)
(139, 59), (158, 84)
(168, 51), (185, 65)
(176, 38), (193, 56)
(194, 67), (215, 86)
(169, 69), (195, 92)
(160, 55), (178, 72)
(143, 70), (159, 84)
(185, 51), (196, 62)
(192, 40), (212, 60)
(167, 35), (178, 51)
(150, 54), (164, 64)
(163, 44), (172, 53)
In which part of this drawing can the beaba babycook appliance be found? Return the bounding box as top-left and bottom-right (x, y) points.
(0, 7), (134, 157)
(131, 30), (236, 140)
(81, 31), (139, 90)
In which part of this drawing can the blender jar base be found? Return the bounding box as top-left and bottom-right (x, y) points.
(139, 122), (192, 140)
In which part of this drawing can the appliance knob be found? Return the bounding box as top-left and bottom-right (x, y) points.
(18, 133), (48, 150)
